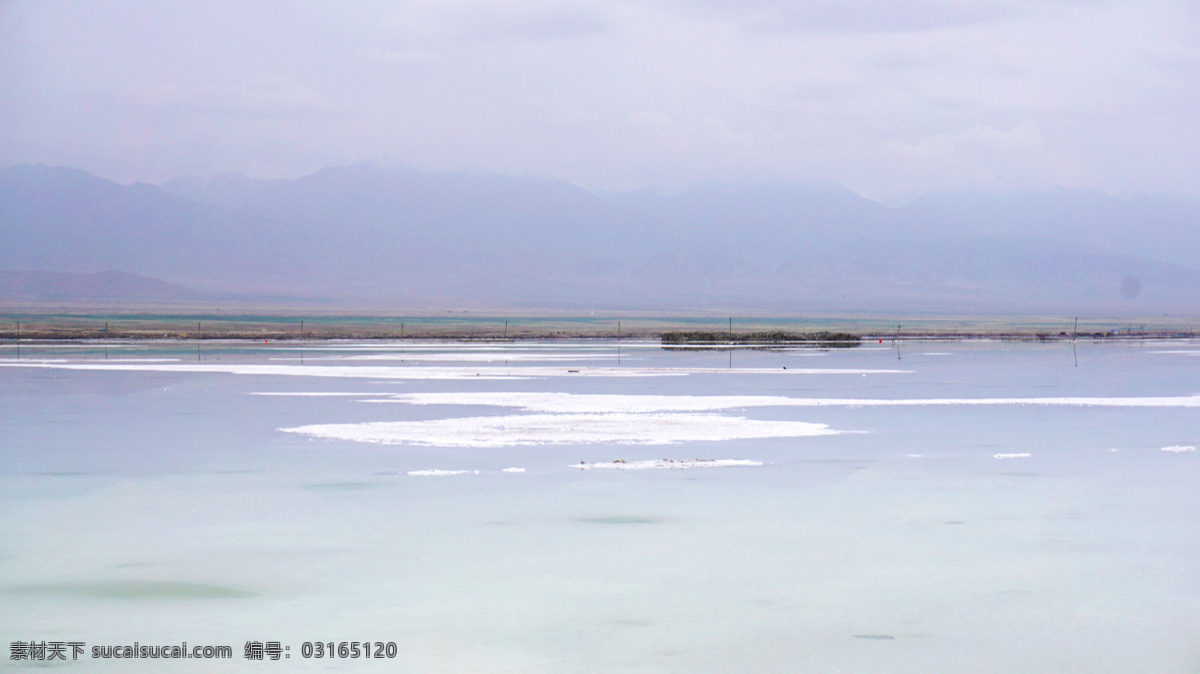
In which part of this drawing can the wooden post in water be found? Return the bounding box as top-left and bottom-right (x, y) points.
(617, 320), (621, 366)
(197, 322), (202, 362)
(1072, 317), (1079, 367)
(728, 317), (733, 369)
(16, 320), (19, 359)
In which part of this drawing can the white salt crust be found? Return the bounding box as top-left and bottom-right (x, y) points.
(574, 459), (763, 470)
(282, 413), (838, 447)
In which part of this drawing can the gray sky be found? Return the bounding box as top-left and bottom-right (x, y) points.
(2, 0), (1197, 200)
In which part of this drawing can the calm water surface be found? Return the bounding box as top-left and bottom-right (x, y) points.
(2, 339), (1198, 672)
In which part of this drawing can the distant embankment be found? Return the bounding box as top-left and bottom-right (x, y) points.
(1, 314), (1196, 342)
(661, 331), (862, 347)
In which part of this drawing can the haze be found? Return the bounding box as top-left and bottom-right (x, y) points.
(3, 0), (1198, 201)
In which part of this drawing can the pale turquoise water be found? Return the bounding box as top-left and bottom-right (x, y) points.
(1, 339), (1198, 671)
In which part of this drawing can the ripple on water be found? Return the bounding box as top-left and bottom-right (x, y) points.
(6, 581), (258, 600)
(301, 481), (381, 491)
(577, 516), (661, 525)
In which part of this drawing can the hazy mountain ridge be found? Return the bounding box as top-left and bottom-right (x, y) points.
(897, 190), (1200, 270)
(4, 163), (1199, 313)
(0, 269), (200, 302)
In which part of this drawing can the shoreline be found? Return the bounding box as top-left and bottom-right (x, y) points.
(1, 327), (1196, 343)
(2, 311), (1197, 343)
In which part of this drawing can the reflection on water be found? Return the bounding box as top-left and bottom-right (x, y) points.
(2, 339), (1199, 672)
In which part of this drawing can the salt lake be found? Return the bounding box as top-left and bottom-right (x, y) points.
(2, 338), (1198, 671)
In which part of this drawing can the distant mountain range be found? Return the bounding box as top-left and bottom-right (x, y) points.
(2, 163), (1198, 314)
(0, 269), (198, 302)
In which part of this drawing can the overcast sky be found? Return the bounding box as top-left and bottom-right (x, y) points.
(1, 0), (1197, 200)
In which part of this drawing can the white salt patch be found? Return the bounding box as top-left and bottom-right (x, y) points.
(672, 368), (905, 374)
(274, 342), (631, 352)
(380, 391), (1200, 412)
(407, 469), (469, 476)
(0, 361), (702, 380)
(502, 468), (525, 473)
(0, 361), (522, 380)
(1161, 445), (1196, 453)
(994, 453), (1032, 459)
(0, 361), (906, 381)
(290, 352), (619, 362)
(0, 344), (147, 349)
(85, 358), (181, 363)
(906, 454), (924, 458)
(281, 413), (839, 447)
(250, 392), (369, 397)
(383, 392), (818, 413)
(574, 459), (762, 470)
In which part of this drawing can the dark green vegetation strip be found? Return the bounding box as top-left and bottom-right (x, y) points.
(661, 330), (862, 346)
